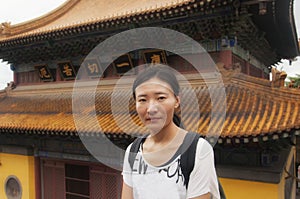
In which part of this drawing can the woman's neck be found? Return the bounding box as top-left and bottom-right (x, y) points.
(148, 122), (180, 144)
(142, 124), (187, 164)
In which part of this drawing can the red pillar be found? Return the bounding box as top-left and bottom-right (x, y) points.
(56, 68), (62, 82)
(35, 157), (41, 199)
(13, 71), (18, 85)
(246, 62), (250, 75)
(136, 57), (145, 74)
(219, 50), (232, 69)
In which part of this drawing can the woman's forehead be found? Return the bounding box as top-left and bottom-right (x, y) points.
(135, 78), (173, 93)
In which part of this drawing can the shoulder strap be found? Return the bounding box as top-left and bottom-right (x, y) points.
(129, 136), (147, 170)
(181, 133), (226, 198)
(128, 133), (226, 198)
(180, 132), (201, 189)
(219, 180), (226, 199)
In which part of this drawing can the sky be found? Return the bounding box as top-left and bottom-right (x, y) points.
(0, 0), (299, 89)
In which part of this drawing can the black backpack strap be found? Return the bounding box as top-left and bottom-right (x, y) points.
(128, 133), (226, 198)
(181, 132), (226, 198)
(180, 132), (201, 189)
(219, 179), (226, 199)
(128, 136), (147, 170)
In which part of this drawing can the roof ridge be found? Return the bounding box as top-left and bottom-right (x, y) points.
(0, 0), (78, 39)
(229, 73), (300, 101)
(0, 0), (197, 42)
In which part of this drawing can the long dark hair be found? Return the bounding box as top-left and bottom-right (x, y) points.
(132, 65), (182, 127)
(132, 65), (180, 99)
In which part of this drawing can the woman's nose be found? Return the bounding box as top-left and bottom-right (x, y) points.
(147, 102), (158, 114)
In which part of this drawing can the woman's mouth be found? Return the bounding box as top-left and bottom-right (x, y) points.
(146, 117), (161, 123)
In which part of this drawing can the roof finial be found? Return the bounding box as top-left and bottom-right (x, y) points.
(0, 22), (12, 35)
(271, 67), (287, 88)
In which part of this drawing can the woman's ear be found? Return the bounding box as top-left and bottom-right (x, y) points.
(175, 96), (180, 108)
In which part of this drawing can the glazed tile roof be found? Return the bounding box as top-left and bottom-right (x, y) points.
(0, 0), (298, 67)
(0, 0), (298, 60)
(0, 70), (299, 142)
(0, 0), (213, 41)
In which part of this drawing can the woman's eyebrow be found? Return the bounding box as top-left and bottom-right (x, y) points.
(154, 92), (169, 95)
(137, 92), (169, 98)
(136, 94), (147, 98)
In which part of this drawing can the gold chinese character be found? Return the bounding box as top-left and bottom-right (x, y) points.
(150, 54), (161, 64)
(63, 64), (73, 76)
(116, 62), (129, 68)
(87, 63), (99, 74)
(39, 67), (51, 78)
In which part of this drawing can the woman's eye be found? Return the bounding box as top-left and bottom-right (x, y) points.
(138, 98), (146, 102)
(158, 96), (166, 101)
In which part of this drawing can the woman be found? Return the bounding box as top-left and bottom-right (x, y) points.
(122, 65), (220, 199)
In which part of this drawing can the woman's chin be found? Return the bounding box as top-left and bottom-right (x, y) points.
(145, 124), (164, 135)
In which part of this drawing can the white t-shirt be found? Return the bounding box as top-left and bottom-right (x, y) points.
(122, 137), (220, 199)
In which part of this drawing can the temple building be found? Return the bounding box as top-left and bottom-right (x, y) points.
(0, 0), (299, 198)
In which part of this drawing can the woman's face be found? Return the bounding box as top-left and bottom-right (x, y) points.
(135, 77), (180, 134)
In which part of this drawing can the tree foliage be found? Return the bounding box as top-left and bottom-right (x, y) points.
(286, 74), (300, 88)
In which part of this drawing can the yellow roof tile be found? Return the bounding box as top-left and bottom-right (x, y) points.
(0, 73), (300, 141)
(0, 0), (200, 41)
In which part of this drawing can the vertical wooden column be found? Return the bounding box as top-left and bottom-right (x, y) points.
(13, 72), (18, 85)
(246, 62), (250, 75)
(56, 68), (62, 82)
(136, 55), (145, 74)
(261, 70), (265, 79)
(35, 157), (41, 199)
(219, 50), (232, 69)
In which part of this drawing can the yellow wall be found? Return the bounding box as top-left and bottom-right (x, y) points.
(0, 153), (36, 199)
(219, 178), (279, 199)
(220, 146), (296, 199)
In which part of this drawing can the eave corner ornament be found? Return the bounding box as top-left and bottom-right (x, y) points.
(0, 22), (11, 35)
